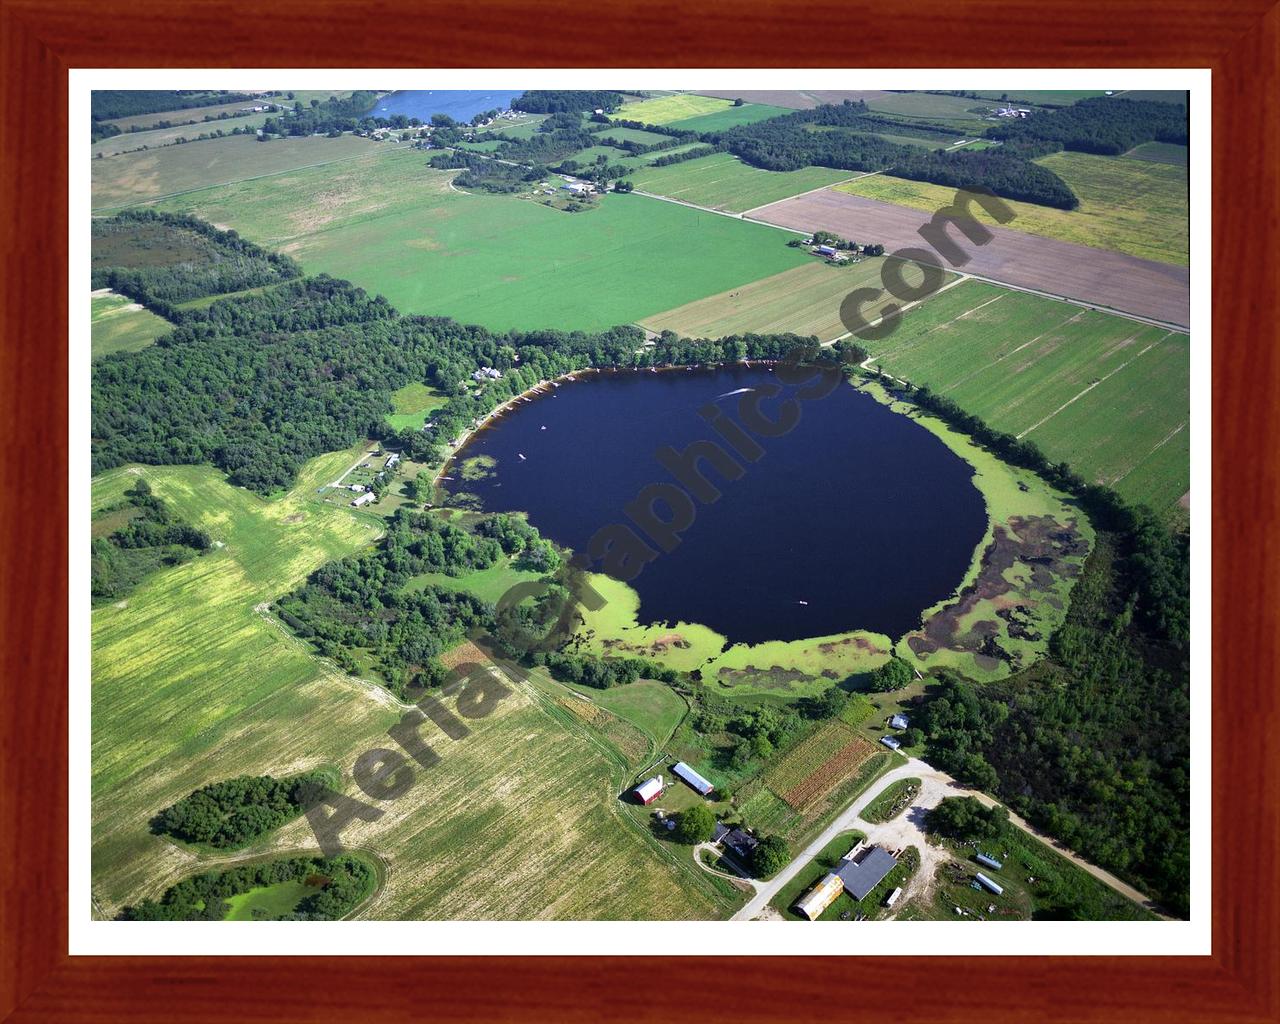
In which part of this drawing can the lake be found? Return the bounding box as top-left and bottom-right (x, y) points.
(370, 90), (522, 124)
(447, 366), (987, 645)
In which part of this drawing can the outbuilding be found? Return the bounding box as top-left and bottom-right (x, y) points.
(976, 852), (1004, 871)
(795, 872), (844, 921)
(672, 761), (714, 796)
(889, 713), (909, 730)
(880, 735), (901, 750)
(836, 845), (899, 901)
(975, 872), (1004, 895)
(351, 492), (376, 507)
(633, 775), (664, 805)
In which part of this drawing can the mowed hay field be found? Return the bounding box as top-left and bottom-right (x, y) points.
(92, 133), (386, 209)
(91, 452), (723, 920)
(641, 258), (959, 342)
(153, 147), (809, 332)
(665, 102), (792, 133)
(837, 151), (1188, 265)
(630, 152), (856, 213)
(863, 280), (1190, 517)
(616, 93), (733, 124)
(90, 291), (172, 359)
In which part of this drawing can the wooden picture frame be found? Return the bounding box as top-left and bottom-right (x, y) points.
(2, 1), (1274, 1019)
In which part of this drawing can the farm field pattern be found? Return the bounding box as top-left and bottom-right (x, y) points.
(90, 453), (723, 921)
(862, 280), (1190, 516)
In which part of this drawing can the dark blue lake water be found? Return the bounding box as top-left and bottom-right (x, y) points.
(370, 90), (522, 123)
(447, 366), (987, 644)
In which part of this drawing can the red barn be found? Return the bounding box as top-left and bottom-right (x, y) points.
(634, 775), (664, 805)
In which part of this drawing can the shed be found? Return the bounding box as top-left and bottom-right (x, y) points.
(385, 453), (401, 468)
(889, 714), (909, 730)
(884, 886), (903, 908)
(975, 872), (1004, 895)
(836, 845), (898, 901)
(976, 852), (1004, 871)
(633, 775), (664, 805)
(672, 761), (714, 796)
(351, 492), (376, 507)
(795, 873), (844, 921)
(816, 244), (837, 256)
(880, 735), (901, 750)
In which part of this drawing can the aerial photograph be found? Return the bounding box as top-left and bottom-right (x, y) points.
(88, 86), (1191, 925)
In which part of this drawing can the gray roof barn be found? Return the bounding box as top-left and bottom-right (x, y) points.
(836, 845), (898, 901)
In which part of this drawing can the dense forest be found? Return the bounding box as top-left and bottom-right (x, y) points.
(91, 478), (210, 601)
(118, 854), (375, 921)
(92, 210), (300, 315)
(719, 100), (1079, 209)
(987, 96), (1189, 155)
(90, 90), (262, 123)
(512, 90), (624, 113)
(151, 770), (336, 849)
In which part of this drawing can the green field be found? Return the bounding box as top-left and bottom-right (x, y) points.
(560, 678), (688, 749)
(617, 94), (732, 124)
(91, 449), (728, 921)
(401, 554), (544, 605)
(629, 152), (856, 213)
(964, 90), (1110, 106)
(386, 381), (449, 431)
(861, 280), (1189, 517)
(92, 133), (386, 210)
(1123, 141), (1189, 166)
(153, 148), (810, 332)
(641, 259), (958, 342)
(593, 126), (673, 146)
(101, 95), (285, 133)
(837, 150), (1189, 265)
(863, 92), (992, 121)
(93, 113), (274, 158)
(665, 103), (792, 133)
(222, 879), (313, 920)
(90, 291), (172, 359)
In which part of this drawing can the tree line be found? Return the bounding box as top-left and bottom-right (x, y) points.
(90, 90), (262, 123)
(987, 96), (1188, 156)
(512, 90), (624, 114)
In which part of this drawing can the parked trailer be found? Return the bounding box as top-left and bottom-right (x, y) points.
(884, 886), (903, 908)
(976, 852), (1004, 871)
(975, 872), (1004, 896)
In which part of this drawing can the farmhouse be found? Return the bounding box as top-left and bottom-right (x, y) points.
(385, 452), (401, 469)
(671, 761), (714, 796)
(889, 713), (909, 730)
(472, 367), (503, 381)
(633, 775), (664, 805)
(351, 492), (376, 507)
(717, 826), (759, 864)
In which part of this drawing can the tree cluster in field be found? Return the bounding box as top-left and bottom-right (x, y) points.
(512, 90), (625, 114)
(987, 96), (1188, 156)
(257, 91), (389, 138)
(273, 508), (521, 696)
(91, 479), (210, 602)
(716, 99), (1078, 209)
(117, 854), (375, 921)
(925, 795), (1009, 841)
(91, 211), (300, 314)
(866, 656), (914, 692)
(151, 770), (335, 849)
(90, 90), (263, 123)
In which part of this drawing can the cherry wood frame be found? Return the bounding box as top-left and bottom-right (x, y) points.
(2, 1), (1276, 1020)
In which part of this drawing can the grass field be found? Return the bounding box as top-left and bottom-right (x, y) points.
(858, 281), (1189, 517)
(1123, 141), (1189, 166)
(93, 113), (275, 158)
(92, 133), (386, 210)
(964, 90), (1109, 106)
(640, 259), (958, 342)
(153, 147), (809, 332)
(386, 381), (449, 431)
(837, 150), (1188, 265)
(559, 678), (688, 750)
(222, 880), (312, 920)
(616, 94), (733, 124)
(664, 103), (791, 133)
(401, 554), (544, 605)
(90, 291), (172, 359)
(101, 95), (286, 133)
(862, 92), (992, 121)
(629, 152), (857, 213)
(593, 126), (673, 146)
(91, 449), (726, 921)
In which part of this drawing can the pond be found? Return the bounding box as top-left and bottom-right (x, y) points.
(446, 366), (987, 645)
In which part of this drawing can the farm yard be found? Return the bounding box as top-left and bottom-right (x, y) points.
(153, 147), (811, 332)
(837, 150), (1189, 265)
(750, 188), (1189, 327)
(90, 450), (728, 921)
(90, 291), (171, 359)
(628, 152), (857, 213)
(857, 280), (1189, 519)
